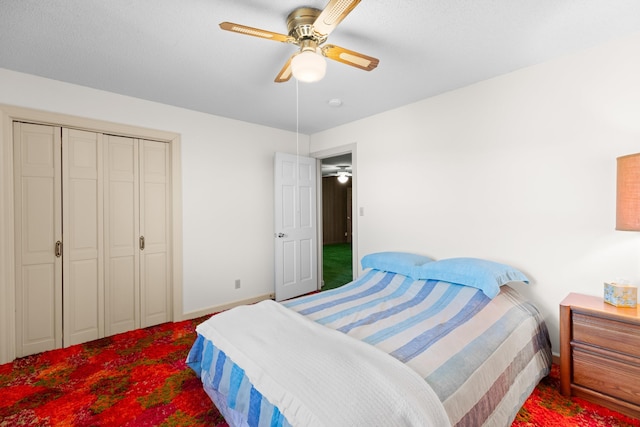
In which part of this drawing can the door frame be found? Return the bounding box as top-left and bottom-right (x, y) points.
(310, 143), (358, 289)
(0, 104), (183, 364)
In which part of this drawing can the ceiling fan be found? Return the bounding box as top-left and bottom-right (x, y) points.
(323, 165), (352, 183)
(219, 0), (380, 83)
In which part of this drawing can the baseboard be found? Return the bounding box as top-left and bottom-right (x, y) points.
(179, 293), (275, 321)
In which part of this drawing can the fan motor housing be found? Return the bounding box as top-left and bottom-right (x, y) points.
(287, 7), (325, 42)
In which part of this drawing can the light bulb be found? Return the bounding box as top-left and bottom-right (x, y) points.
(291, 50), (327, 83)
(337, 173), (349, 184)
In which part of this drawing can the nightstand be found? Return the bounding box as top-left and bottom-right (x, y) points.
(560, 292), (640, 419)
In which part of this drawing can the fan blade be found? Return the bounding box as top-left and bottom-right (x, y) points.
(275, 55), (294, 83)
(322, 44), (379, 71)
(313, 0), (361, 37)
(219, 22), (293, 43)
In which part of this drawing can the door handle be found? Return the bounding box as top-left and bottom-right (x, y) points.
(276, 233), (287, 238)
(139, 235), (145, 251)
(55, 241), (62, 258)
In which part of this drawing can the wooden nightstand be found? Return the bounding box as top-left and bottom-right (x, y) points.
(560, 292), (640, 419)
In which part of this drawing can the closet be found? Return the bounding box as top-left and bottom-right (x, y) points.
(13, 122), (171, 357)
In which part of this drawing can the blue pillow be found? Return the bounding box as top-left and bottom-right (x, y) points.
(361, 252), (434, 277)
(413, 257), (529, 298)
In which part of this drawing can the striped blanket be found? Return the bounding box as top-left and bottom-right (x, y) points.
(187, 270), (552, 426)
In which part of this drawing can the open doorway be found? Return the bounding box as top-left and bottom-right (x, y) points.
(321, 153), (353, 290)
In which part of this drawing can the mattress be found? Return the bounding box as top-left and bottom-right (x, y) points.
(187, 269), (552, 426)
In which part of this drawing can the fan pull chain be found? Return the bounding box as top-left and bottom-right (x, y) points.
(295, 78), (300, 194)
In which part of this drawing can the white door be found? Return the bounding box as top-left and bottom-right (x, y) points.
(13, 122), (63, 356)
(274, 152), (318, 301)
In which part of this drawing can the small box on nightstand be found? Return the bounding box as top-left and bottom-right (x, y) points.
(604, 282), (638, 307)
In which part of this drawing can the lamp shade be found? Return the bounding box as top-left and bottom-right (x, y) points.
(616, 153), (640, 231)
(291, 50), (326, 83)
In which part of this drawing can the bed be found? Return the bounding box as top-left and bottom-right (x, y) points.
(187, 254), (552, 427)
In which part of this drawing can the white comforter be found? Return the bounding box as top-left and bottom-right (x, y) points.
(196, 299), (450, 427)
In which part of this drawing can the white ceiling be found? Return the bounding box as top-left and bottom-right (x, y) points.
(1, 1), (640, 134)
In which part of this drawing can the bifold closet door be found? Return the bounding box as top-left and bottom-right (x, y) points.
(62, 129), (104, 346)
(15, 124), (104, 355)
(104, 135), (139, 335)
(139, 140), (171, 328)
(14, 125), (170, 356)
(104, 137), (170, 334)
(13, 122), (62, 356)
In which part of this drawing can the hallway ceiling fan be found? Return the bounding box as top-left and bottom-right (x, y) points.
(219, 0), (379, 83)
(323, 165), (352, 183)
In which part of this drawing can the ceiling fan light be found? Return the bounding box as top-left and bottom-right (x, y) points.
(337, 172), (349, 183)
(291, 50), (326, 83)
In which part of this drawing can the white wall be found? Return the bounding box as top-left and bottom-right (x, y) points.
(0, 69), (309, 316)
(3, 31), (639, 355)
(310, 32), (640, 353)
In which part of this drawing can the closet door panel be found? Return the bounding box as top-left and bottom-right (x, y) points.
(13, 122), (62, 356)
(62, 129), (104, 346)
(108, 258), (136, 331)
(68, 179), (99, 258)
(144, 182), (167, 245)
(143, 252), (169, 320)
(67, 259), (100, 337)
(23, 265), (57, 343)
(140, 140), (170, 327)
(104, 136), (139, 335)
(23, 178), (57, 264)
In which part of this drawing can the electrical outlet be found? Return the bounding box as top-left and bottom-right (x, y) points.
(235, 279), (241, 289)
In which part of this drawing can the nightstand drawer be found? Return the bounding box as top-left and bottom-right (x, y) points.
(574, 347), (640, 405)
(573, 312), (640, 358)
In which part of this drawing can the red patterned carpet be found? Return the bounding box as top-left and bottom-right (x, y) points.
(514, 363), (640, 427)
(1, 316), (639, 426)
(0, 317), (223, 426)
